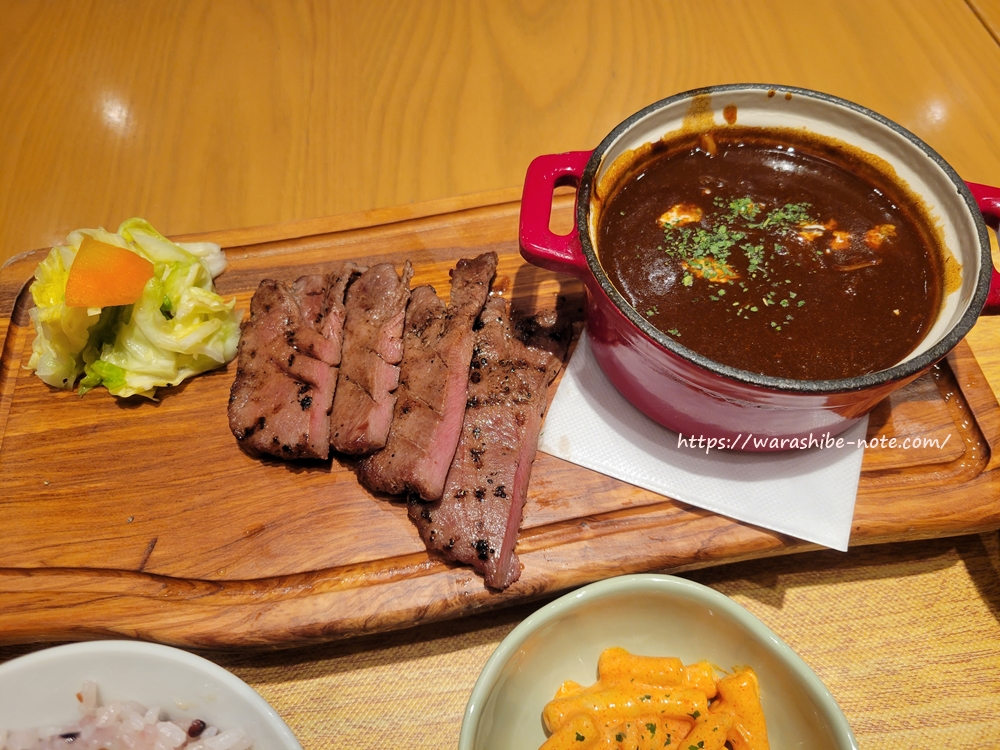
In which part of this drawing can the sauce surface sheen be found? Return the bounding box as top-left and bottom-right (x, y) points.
(597, 128), (943, 380)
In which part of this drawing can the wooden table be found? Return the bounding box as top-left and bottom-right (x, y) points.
(2, 1), (1000, 748)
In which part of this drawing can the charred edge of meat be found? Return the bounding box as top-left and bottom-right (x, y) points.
(474, 539), (490, 561)
(236, 415), (267, 441)
(513, 314), (567, 342)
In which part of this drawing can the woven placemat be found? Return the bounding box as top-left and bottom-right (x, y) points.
(689, 532), (1000, 749)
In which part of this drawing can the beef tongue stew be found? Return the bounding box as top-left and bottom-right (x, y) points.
(596, 127), (945, 380)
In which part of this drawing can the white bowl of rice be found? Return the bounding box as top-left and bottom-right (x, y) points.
(0, 641), (301, 750)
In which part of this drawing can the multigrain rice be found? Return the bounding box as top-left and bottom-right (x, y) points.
(0, 681), (251, 750)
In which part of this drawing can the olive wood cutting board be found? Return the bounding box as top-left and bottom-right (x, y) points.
(2, 191), (1000, 649)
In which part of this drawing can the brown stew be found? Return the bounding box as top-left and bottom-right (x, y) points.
(597, 127), (944, 380)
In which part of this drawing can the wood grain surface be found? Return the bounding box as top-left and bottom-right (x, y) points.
(2, 195), (999, 648)
(4, 2), (1000, 748)
(5, 0), (1000, 267)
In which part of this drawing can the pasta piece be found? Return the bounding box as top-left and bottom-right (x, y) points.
(543, 686), (707, 732)
(554, 680), (585, 699)
(597, 649), (716, 697)
(607, 717), (693, 749)
(681, 660), (718, 699)
(678, 711), (734, 750)
(710, 667), (770, 750)
(540, 714), (600, 749)
(598, 647), (684, 686)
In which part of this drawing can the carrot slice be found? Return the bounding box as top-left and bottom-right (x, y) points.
(65, 236), (155, 307)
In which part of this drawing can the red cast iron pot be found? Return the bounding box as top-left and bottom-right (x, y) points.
(519, 84), (1000, 451)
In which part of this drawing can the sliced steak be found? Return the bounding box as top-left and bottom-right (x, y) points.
(358, 252), (498, 499)
(330, 262), (413, 455)
(228, 263), (359, 460)
(408, 295), (569, 590)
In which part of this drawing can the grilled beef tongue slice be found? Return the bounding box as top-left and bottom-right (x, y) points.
(408, 295), (568, 590)
(358, 252), (498, 499)
(330, 261), (413, 455)
(228, 262), (360, 460)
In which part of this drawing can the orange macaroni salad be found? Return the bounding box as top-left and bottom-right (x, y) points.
(539, 647), (769, 750)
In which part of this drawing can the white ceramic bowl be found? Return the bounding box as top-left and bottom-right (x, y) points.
(0, 641), (301, 749)
(460, 574), (858, 750)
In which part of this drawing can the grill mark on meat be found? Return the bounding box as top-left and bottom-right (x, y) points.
(357, 253), (497, 498)
(408, 295), (568, 590)
(228, 263), (360, 460)
(329, 262), (413, 455)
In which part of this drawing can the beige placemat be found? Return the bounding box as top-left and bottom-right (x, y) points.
(689, 533), (1000, 749)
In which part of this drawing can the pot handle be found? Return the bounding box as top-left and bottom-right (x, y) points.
(965, 181), (1000, 315)
(519, 151), (593, 277)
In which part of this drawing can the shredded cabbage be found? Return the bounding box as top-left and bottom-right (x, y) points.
(27, 218), (242, 399)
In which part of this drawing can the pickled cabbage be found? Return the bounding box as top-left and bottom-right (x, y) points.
(26, 218), (242, 399)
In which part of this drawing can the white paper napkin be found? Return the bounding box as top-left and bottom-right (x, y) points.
(538, 333), (866, 550)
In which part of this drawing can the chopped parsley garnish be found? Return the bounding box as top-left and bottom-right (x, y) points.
(749, 201), (812, 231)
(662, 197), (810, 271)
(662, 222), (744, 267)
(615, 732), (625, 742)
(688, 710), (701, 720)
(684, 256), (737, 282)
(646, 723), (657, 736)
(640, 694), (652, 702)
(743, 242), (765, 275)
(575, 732), (586, 741)
(657, 197), (817, 334)
(729, 197), (762, 220)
